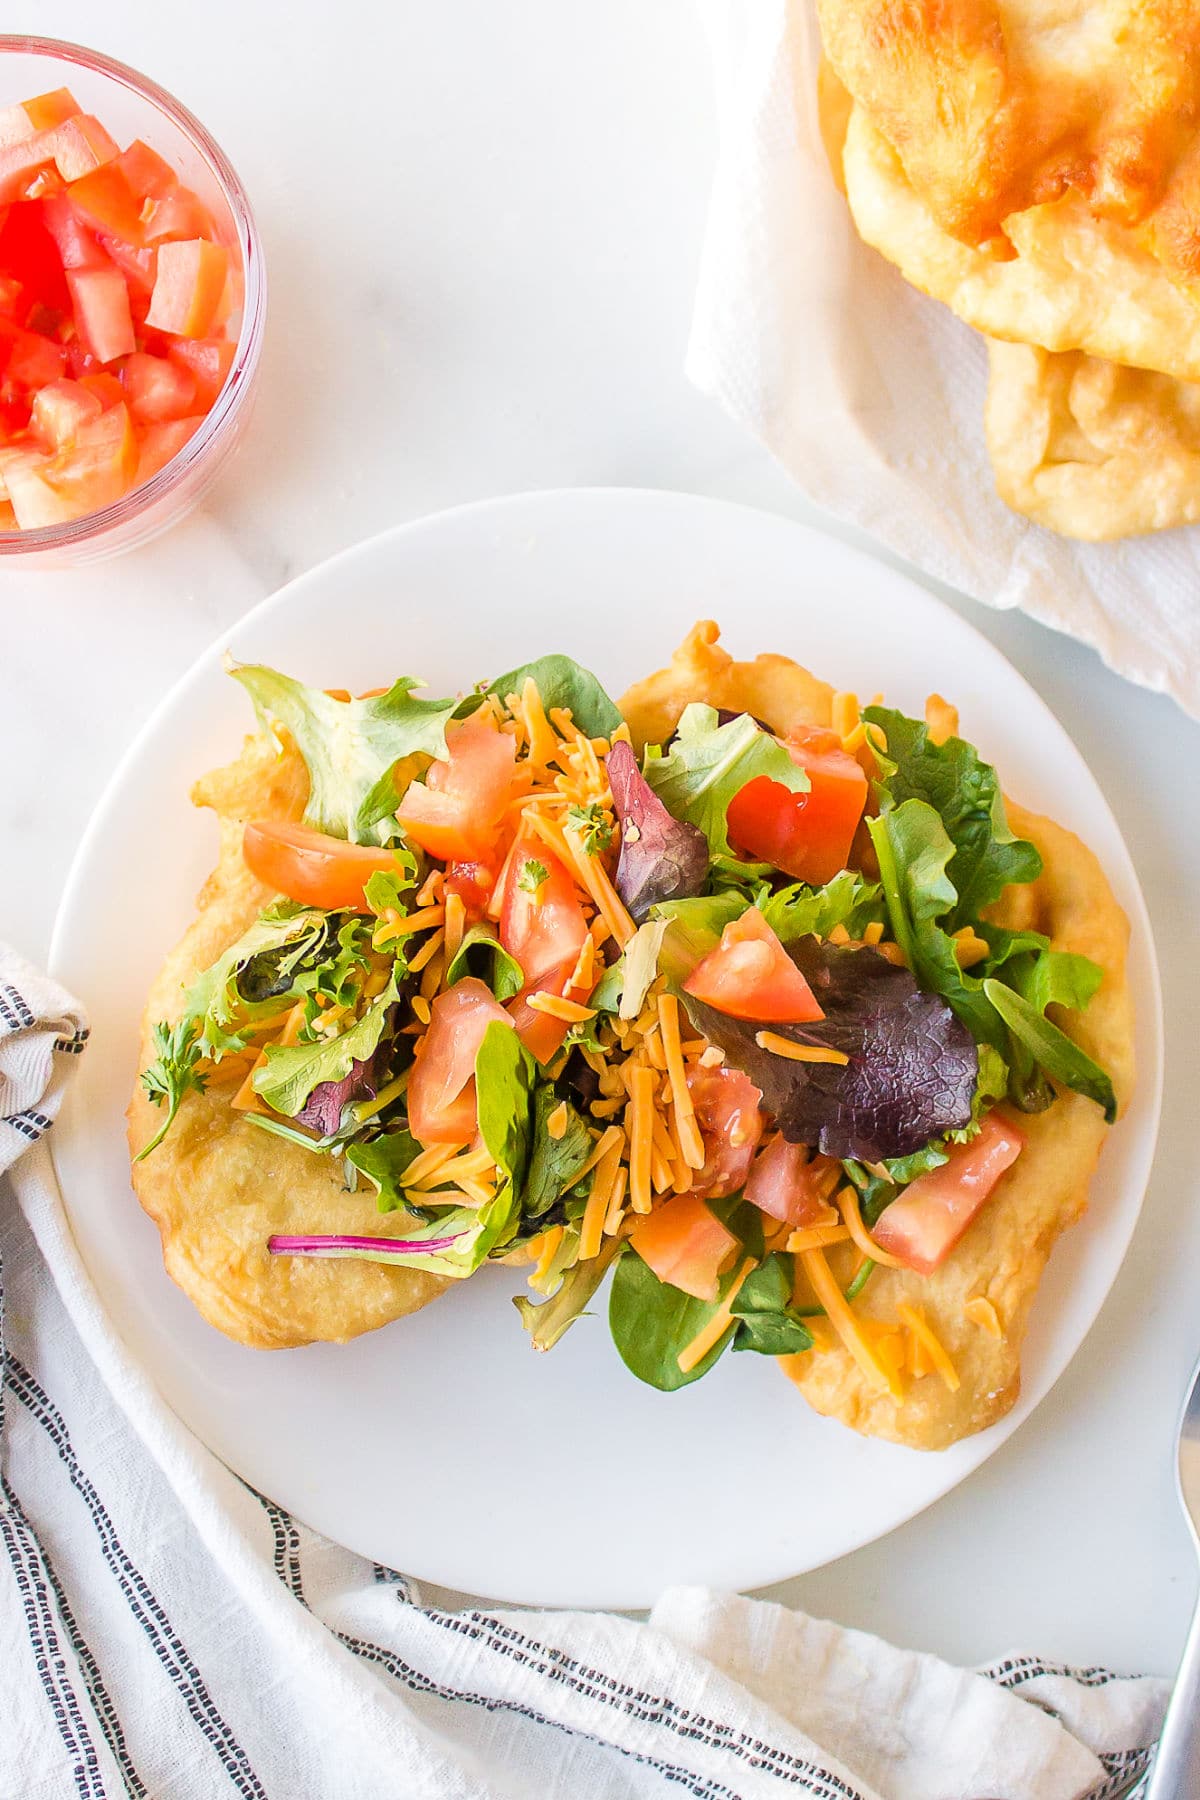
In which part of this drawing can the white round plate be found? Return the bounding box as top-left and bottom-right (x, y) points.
(50, 490), (1162, 1607)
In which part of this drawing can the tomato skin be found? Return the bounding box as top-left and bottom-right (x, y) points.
(870, 1113), (1027, 1275)
(629, 1193), (738, 1303)
(683, 907), (824, 1024)
(444, 859), (496, 923)
(242, 820), (398, 912)
(685, 1064), (764, 1199)
(744, 1136), (836, 1227)
(726, 726), (868, 886)
(397, 709), (517, 862)
(499, 838), (588, 989)
(407, 978), (514, 1145)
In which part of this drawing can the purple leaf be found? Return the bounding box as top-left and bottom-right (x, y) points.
(607, 739), (709, 923)
(268, 1232), (463, 1258)
(295, 1056), (376, 1136)
(683, 941), (977, 1161)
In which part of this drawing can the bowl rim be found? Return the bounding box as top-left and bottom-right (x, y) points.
(0, 33), (266, 555)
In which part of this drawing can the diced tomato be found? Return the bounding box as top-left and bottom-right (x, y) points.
(407, 978), (514, 1145)
(685, 1064), (764, 1200)
(745, 1136), (838, 1227)
(116, 139), (177, 202)
(39, 402), (136, 510)
(397, 709), (517, 861)
(67, 266), (135, 363)
(50, 115), (119, 183)
(120, 351), (196, 422)
(68, 163), (143, 244)
(0, 319), (67, 389)
(3, 451), (79, 527)
(683, 906), (825, 1025)
(726, 726), (869, 886)
(144, 237), (228, 338)
(498, 837), (588, 987)
(0, 203), (70, 314)
(242, 819), (398, 911)
(870, 1113), (1027, 1275)
(629, 1193), (738, 1303)
(166, 335), (234, 409)
(0, 131), (58, 206)
(0, 498), (15, 529)
(135, 415), (204, 483)
(444, 858), (497, 923)
(40, 193), (105, 269)
(142, 186), (215, 245)
(31, 378), (102, 450)
(78, 370), (125, 409)
(99, 233), (156, 295)
(0, 106), (35, 150)
(24, 167), (64, 201)
(23, 89), (80, 133)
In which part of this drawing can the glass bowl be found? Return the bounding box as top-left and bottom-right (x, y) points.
(0, 36), (265, 566)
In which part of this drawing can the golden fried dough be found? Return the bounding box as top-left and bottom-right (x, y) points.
(986, 337), (1200, 538)
(127, 731), (450, 1350)
(818, 0), (1200, 274)
(842, 104), (1200, 382)
(619, 619), (834, 751)
(783, 804), (1134, 1449)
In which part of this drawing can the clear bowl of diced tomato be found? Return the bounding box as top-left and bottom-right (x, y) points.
(0, 36), (265, 565)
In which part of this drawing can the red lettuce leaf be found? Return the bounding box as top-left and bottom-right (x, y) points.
(294, 1055), (377, 1136)
(607, 739), (709, 923)
(683, 941), (977, 1161)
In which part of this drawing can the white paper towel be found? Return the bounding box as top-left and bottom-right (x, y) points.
(688, 0), (1200, 718)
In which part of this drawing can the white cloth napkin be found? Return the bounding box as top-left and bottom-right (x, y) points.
(0, 941), (1167, 1800)
(688, 0), (1200, 719)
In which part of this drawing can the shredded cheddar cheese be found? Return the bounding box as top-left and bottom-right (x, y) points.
(800, 1248), (903, 1399)
(896, 1301), (960, 1392)
(677, 1256), (757, 1373)
(964, 1295), (1002, 1337)
(754, 1031), (849, 1066)
(628, 1067), (656, 1213)
(952, 926), (990, 969)
(836, 1184), (907, 1270)
(527, 992), (597, 1023)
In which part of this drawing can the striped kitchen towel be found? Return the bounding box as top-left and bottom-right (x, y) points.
(0, 942), (1168, 1799)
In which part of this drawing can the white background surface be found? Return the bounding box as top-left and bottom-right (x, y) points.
(0, 0), (1196, 1680)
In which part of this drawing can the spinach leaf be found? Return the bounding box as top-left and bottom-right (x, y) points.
(514, 1237), (621, 1350)
(866, 706), (1042, 923)
(729, 1255), (813, 1355)
(444, 922), (526, 1002)
(479, 653), (622, 739)
(522, 1086), (594, 1217)
(642, 705), (809, 859)
(255, 968), (401, 1116)
(474, 1022), (536, 1190)
(983, 979), (1117, 1123)
(232, 661), (460, 843)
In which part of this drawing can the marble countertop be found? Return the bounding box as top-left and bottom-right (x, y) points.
(2, 0), (1196, 1681)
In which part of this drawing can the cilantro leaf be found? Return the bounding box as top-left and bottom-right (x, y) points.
(641, 705), (809, 859)
(136, 1018), (206, 1160)
(231, 661), (459, 843)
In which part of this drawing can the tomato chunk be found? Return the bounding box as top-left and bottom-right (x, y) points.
(67, 266), (135, 363)
(726, 726), (868, 885)
(745, 1135), (836, 1227)
(67, 164), (143, 243)
(871, 1113), (1027, 1275)
(630, 1193), (738, 1303)
(39, 402), (136, 510)
(31, 378), (102, 450)
(23, 90), (80, 133)
(407, 978), (514, 1146)
(499, 837), (588, 989)
(683, 907), (824, 1024)
(242, 819), (399, 911)
(145, 237), (227, 336)
(135, 415), (204, 483)
(40, 192), (105, 269)
(143, 187), (215, 245)
(397, 709), (517, 861)
(685, 1064), (764, 1199)
(116, 139), (177, 201)
(166, 335), (234, 409)
(120, 350), (196, 422)
(50, 115), (119, 183)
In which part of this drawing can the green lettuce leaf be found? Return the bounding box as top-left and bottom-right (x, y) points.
(866, 705), (1042, 922)
(444, 923), (526, 1002)
(641, 705), (809, 859)
(514, 1238), (621, 1350)
(231, 661), (460, 843)
(760, 870), (885, 944)
(478, 653), (622, 739)
(983, 979), (1116, 1123)
(254, 968), (400, 1117)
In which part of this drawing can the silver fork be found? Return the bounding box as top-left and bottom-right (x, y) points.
(1144, 1354), (1200, 1798)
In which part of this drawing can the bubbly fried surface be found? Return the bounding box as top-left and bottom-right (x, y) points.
(783, 803), (1134, 1449)
(619, 619), (834, 749)
(819, 0), (1200, 281)
(986, 337), (1200, 538)
(842, 105), (1200, 383)
(127, 732), (449, 1350)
